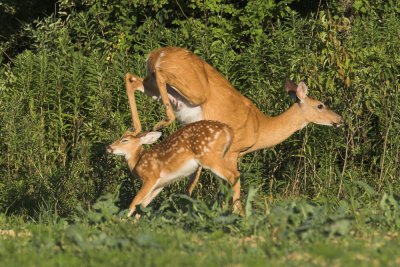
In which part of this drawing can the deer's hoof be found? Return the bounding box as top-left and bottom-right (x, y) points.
(153, 119), (171, 131)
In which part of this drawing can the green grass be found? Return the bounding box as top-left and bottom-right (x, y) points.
(1, 192), (400, 267)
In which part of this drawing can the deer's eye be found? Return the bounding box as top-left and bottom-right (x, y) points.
(121, 139), (129, 143)
(317, 104), (324, 110)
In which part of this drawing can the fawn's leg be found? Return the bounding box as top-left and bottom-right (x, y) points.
(133, 187), (163, 220)
(127, 180), (158, 217)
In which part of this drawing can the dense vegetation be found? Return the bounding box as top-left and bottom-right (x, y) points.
(0, 0), (399, 265)
(1, 193), (400, 266)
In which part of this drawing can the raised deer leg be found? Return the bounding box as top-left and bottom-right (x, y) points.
(125, 73), (144, 135)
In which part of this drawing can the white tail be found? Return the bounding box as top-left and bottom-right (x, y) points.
(107, 120), (241, 218)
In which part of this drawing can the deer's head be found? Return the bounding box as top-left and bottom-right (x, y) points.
(107, 131), (162, 161)
(286, 80), (344, 127)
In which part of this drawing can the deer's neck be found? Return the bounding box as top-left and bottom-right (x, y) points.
(250, 104), (308, 152)
(126, 146), (144, 172)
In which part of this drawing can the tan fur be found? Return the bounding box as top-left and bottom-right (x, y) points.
(107, 120), (241, 218)
(125, 47), (343, 154)
(124, 47), (344, 206)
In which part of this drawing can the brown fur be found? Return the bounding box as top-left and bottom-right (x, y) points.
(107, 121), (241, 218)
(124, 47), (344, 213)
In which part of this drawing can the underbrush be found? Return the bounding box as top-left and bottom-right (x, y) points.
(1, 190), (400, 266)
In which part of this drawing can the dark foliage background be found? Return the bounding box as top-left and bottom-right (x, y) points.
(0, 0), (399, 216)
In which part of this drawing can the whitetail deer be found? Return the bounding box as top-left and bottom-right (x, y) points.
(125, 47), (343, 208)
(107, 120), (240, 218)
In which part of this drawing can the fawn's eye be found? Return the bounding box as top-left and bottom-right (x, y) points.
(121, 139), (129, 143)
(317, 104), (324, 110)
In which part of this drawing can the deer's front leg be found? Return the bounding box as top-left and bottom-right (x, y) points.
(125, 73), (144, 135)
(127, 180), (157, 217)
(134, 187), (163, 220)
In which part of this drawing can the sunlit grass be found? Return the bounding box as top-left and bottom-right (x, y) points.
(1, 192), (400, 266)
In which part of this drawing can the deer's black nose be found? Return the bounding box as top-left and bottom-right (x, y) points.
(333, 118), (345, 128)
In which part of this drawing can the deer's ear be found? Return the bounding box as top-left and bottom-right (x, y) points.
(296, 81), (309, 101)
(286, 79), (300, 102)
(140, 132), (162, 144)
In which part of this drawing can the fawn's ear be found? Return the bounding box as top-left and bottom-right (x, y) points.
(140, 132), (162, 144)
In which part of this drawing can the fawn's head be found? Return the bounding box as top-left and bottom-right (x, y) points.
(286, 80), (344, 127)
(107, 130), (162, 160)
